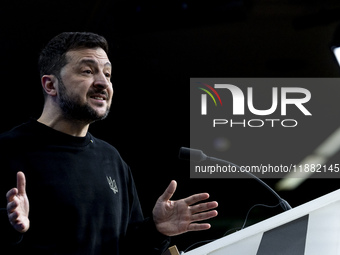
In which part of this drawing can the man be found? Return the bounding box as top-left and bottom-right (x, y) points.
(0, 32), (218, 254)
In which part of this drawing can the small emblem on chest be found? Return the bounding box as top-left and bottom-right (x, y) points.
(106, 176), (118, 194)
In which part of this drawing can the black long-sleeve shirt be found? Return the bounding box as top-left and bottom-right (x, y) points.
(0, 120), (169, 255)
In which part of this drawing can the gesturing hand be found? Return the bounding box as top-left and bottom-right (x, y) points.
(152, 180), (218, 237)
(6, 171), (30, 233)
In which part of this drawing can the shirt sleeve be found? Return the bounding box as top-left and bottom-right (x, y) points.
(123, 217), (170, 255)
(0, 209), (24, 246)
(121, 168), (170, 255)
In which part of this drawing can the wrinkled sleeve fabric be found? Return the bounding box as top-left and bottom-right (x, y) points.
(120, 168), (170, 255)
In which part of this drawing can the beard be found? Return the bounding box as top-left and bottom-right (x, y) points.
(57, 78), (110, 124)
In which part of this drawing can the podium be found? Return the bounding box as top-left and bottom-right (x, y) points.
(183, 189), (340, 255)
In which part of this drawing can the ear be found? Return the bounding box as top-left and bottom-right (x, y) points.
(41, 75), (58, 96)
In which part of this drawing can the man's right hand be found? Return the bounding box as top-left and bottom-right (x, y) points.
(6, 171), (30, 233)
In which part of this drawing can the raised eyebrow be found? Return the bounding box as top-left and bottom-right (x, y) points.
(78, 59), (97, 66)
(78, 59), (112, 69)
(104, 62), (112, 72)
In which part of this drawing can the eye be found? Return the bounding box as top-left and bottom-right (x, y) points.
(105, 72), (111, 78)
(83, 69), (93, 74)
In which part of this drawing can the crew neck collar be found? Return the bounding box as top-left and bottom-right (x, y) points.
(29, 119), (93, 147)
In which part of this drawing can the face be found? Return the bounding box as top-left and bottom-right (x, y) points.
(56, 47), (113, 123)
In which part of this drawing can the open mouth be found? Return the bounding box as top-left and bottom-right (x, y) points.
(90, 94), (107, 101)
(91, 96), (105, 100)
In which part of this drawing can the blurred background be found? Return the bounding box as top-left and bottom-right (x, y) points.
(2, 0), (340, 252)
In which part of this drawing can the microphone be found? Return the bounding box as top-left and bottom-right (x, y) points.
(179, 147), (292, 211)
(179, 147), (207, 162)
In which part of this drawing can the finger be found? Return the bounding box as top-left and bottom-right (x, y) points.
(14, 221), (29, 233)
(187, 223), (211, 232)
(184, 193), (210, 206)
(7, 200), (19, 213)
(17, 171), (26, 195)
(190, 201), (218, 214)
(8, 212), (26, 233)
(15, 223), (27, 233)
(8, 209), (20, 223)
(158, 180), (177, 202)
(191, 210), (218, 222)
(6, 188), (18, 202)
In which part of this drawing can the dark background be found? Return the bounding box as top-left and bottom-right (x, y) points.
(1, 0), (340, 252)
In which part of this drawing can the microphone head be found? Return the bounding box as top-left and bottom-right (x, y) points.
(179, 147), (207, 162)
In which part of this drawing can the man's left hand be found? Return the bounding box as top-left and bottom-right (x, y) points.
(152, 180), (218, 237)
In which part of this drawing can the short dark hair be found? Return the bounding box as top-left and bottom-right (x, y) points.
(38, 32), (109, 79)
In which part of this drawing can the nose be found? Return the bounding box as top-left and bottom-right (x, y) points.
(93, 72), (111, 90)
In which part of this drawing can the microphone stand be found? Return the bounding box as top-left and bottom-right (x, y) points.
(179, 147), (292, 211)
